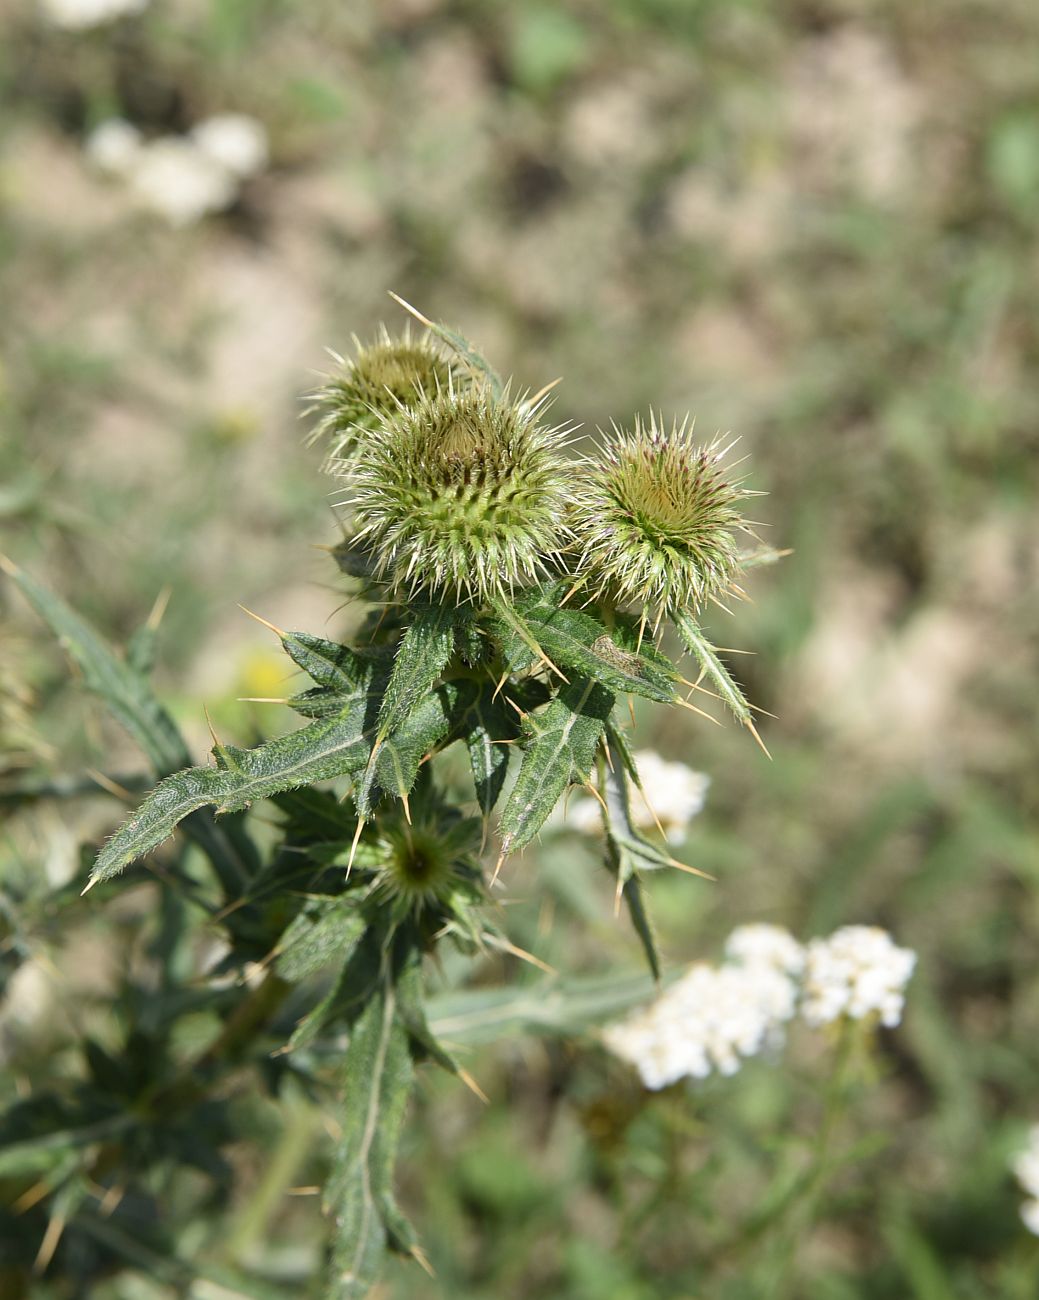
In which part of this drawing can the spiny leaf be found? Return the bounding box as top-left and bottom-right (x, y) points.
(672, 610), (754, 726)
(3, 559), (187, 773)
(5, 561), (255, 894)
(89, 689), (374, 888)
(274, 898), (367, 982)
(325, 954), (416, 1299)
(394, 944), (461, 1076)
(286, 923), (384, 1052)
(499, 675), (614, 854)
(355, 680), (478, 818)
(281, 629), (384, 692)
(375, 604), (457, 744)
(464, 687), (516, 819)
(389, 292), (504, 398)
(509, 604), (675, 702)
(601, 737), (669, 979)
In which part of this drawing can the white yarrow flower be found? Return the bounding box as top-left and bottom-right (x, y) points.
(1014, 1126), (1039, 1236)
(725, 923), (806, 977)
(192, 114), (269, 179)
(127, 138), (238, 226)
(40, 0), (148, 29)
(603, 946), (800, 1090)
(566, 750), (709, 844)
(85, 119), (142, 176)
(801, 925), (916, 1028)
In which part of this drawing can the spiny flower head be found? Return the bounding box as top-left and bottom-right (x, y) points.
(309, 327), (457, 465)
(344, 385), (573, 602)
(369, 808), (481, 922)
(572, 416), (757, 622)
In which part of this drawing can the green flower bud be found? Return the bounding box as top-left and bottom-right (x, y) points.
(572, 416), (756, 621)
(371, 810), (481, 920)
(345, 386), (574, 602)
(308, 327), (456, 465)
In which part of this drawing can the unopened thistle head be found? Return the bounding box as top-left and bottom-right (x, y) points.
(309, 327), (456, 465)
(572, 416), (757, 622)
(345, 385), (573, 601)
(371, 811), (481, 920)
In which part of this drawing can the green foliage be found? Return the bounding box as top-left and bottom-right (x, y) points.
(2, 312), (769, 1298)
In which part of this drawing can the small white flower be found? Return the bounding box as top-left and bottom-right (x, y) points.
(725, 923), (806, 978)
(801, 925), (916, 1029)
(84, 119), (142, 176)
(566, 750), (709, 844)
(192, 114), (269, 180)
(603, 944), (800, 1090)
(1013, 1126), (1039, 1201)
(1022, 1199), (1039, 1237)
(39, 0), (148, 30)
(127, 138), (238, 226)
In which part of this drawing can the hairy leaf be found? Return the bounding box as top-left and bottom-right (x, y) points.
(6, 561), (256, 894)
(275, 898), (367, 982)
(672, 610), (753, 726)
(601, 736), (674, 978)
(375, 604), (457, 743)
(356, 680), (478, 818)
(325, 959), (416, 1299)
(89, 689), (374, 887)
(492, 596), (675, 702)
(463, 686), (516, 819)
(500, 675), (614, 854)
(3, 559), (187, 772)
(281, 629), (383, 692)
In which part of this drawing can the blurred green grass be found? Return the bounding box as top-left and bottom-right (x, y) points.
(2, 0), (1039, 1296)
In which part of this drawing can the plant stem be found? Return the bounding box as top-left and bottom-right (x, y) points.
(764, 1018), (859, 1299)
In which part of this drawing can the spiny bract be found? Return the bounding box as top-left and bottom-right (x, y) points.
(344, 385), (573, 602)
(308, 326), (456, 465)
(571, 416), (756, 621)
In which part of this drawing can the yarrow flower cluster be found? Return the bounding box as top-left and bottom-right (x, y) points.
(566, 750), (710, 844)
(39, 0), (147, 30)
(1012, 1126), (1039, 1236)
(603, 925), (801, 1089)
(801, 925), (916, 1028)
(85, 115), (269, 226)
(603, 922), (915, 1090)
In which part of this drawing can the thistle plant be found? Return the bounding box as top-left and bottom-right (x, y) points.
(2, 300), (777, 1297)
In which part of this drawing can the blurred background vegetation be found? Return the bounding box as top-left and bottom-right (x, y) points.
(2, 0), (1038, 1296)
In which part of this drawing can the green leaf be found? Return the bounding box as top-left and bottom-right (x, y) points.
(390, 293), (504, 398)
(324, 955), (417, 1299)
(356, 680), (478, 818)
(274, 898), (367, 982)
(375, 604), (457, 744)
(89, 688), (374, 888)
(394, 944), (461, 1076)
(286, 924), (384, 1052)
(427, 968), (660, 1047)
(3, 559), (188, 773)
(672, 609), (754, 727)
(499, 675), (614, 854)
(281, 629), (383, 692)
(491, 595), (676, 703)
(600, 735), (680, 979)
(464, 686), (516, 819)
(5, 561), (256, 894)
